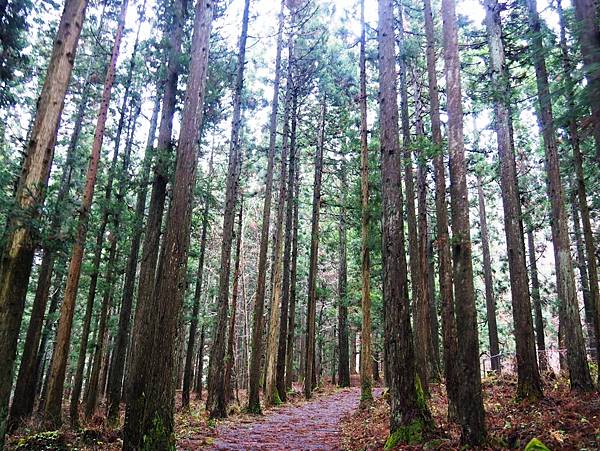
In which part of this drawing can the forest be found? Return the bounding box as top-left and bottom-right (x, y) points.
(1, 0), (600, 448)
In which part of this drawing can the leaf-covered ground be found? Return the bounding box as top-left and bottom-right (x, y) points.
(340, 373), (600, 450)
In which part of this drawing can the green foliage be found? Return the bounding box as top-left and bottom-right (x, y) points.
(16, 430), (67, 450)
(524, 437), (551, 451)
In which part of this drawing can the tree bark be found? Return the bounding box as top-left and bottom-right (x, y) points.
(0, 0), (87, 443)
(122, 1), (213, 447)
(44, 0), (128, 427)
(441, 0), (487, 442)
(476, 175), (501, 374)
(526, 227), (548, 372)
(358, 0), (371, 400)
(247, 0), (285, 414)
(304, 99), (326, 400)
(206, 0), (248, 419)
(524, 0), (593, 392)
(338, 162), (350, 390)
(378, 1), (432, 445)
(182, 149), (214, 410)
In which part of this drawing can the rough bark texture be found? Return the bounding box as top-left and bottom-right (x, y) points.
(304, 100), (326, 400)
(206, 0), (248, 418)
(378, 1), (432, 446)
(526, 228), (548, 372)
(423, 0), (459, 419)
(0, 0), (87, 443)
(441, 0), (487, 443)
(525, 0), (593, 392)
(122, 1), (213, 448)
(247, 0), (285, 414)
(358, 0), (371, 400)
(182, 150), (213, 410)
(484, 0), (543, 399)
(571, 0), (600, 161)
(557, 0), (600, 376)
(476, 175), (501, 374)
(44, 0), (128, 427)
(106, 93), (161, 425)
(338, 164), (350, 390)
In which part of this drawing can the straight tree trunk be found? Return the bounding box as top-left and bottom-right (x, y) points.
(571, 0), (600, 161)
(484, 0), (543, 399)
(378, 1), (432, 446)
(122, 2), (213, 448)
(106, 93), (161, 426)
(285, 149), (301, 392)
(0, 0), (87, 443)
(557, 0), (600, 376)
(44, 0), (129, 427)
(8, 73), (92, 432)
(423, 0), (459, 419)
(247, 0), (286, 414)
(194, 323), (206, 398)
(264, 27), (294, 406)
(225, 202), (244, 404)
(206, 0), (249, 419)
(524, 0), (593, 391)
(338, 163), (350, 389)
(476, 175), (501, 373)
(304, 100), (326, 399)
(182, 150), (214, 410)
(277, 75), (299, 400)
(526, 228), (548, 371)
(358, 0), (371, 401)
(441, 0), (487, 442)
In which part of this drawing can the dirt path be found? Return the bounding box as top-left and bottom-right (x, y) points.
(199, 387), (367, 450)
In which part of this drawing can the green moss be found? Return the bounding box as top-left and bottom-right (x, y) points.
(524, 438), (550, 451)
(384, 419), (425, 449)
(16, 430), (67, 450)
(142, 414), (175, 451)
(245, 403), (263, 415)
(272, 390), (282, 406)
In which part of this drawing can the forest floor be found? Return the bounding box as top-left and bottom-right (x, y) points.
(6, 373), (600, 450)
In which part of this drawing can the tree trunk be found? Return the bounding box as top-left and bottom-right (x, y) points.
(557, 0), (600, 377)
(484, 0), (543, 399)
(524, 0), (593, 392)
(106, 92), (161, 426)
(44, 0), (128, 427)
(441, 0), (487, 442)
(225, 202), (244, 405)
(206, 0), (248, 419)
(194, 323), (206, 399)
(476, 175), (501, 374)
(358, 0), (371, 401)
(0, 0), (87, 443)
(526, 228), (548, 372)
(304, 99), (326, 400)
(285, 147), (300, 392)
(247, 0), (286, 414)
(378, 1), (432, 446)
(423, 0), (459, 419)
(571, 0), (600, 162)
(338, 162), (350, 390)
(264, 22), (294, 406)
(122, 1), (213, 448)
(182, 150), (214, 410)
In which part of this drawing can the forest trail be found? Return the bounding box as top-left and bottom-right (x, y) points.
(180, 387), (377, 450)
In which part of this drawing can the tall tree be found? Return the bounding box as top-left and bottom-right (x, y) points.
(526, 226), (548, 372)
(524, 0), (593, 391)
(441, 0), (486, 441)
(43, 0), (129, 426)
(247, 0), (285, 414)
(422, 0), (459, 418)
(378, 0), (432, 446)
(476, 174), (501, 374)
(122, 1), (214, 447)
(0, 0), (88, 443)
(182, 149), (214, 410)
(483, 0), (543, 399)
(206, 0), (249, 418)
(338, 161), (350, 389)
(358, 0), (371, 400)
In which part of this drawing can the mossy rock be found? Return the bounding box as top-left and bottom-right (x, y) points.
(16, 430), (68, 450)
(524, 438), (550, 451)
